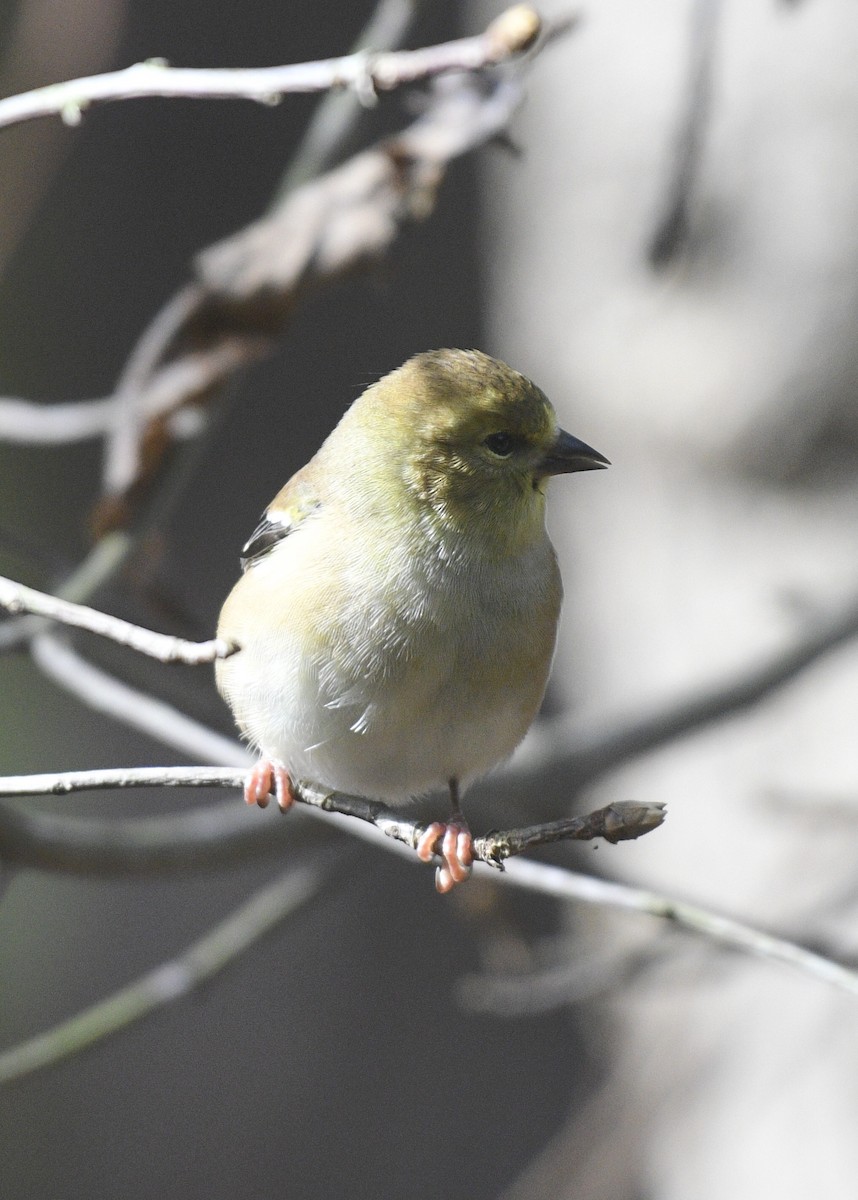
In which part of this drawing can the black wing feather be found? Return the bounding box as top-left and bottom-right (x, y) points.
(240, 514), (292, 572)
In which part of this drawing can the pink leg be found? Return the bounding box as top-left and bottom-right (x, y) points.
(243, 759), (295, 812)
(416, 813), (474, 893)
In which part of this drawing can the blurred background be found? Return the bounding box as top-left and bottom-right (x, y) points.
(2, 1), (858, 1197)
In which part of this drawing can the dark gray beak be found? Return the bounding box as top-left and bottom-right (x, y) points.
(538, 428), (610, 476)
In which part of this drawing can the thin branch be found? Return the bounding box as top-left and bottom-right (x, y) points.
(275, 0), (424, 197)
(6, 583), (858, 873)
(0, 764), (664, 869)
(30, 634), (247, 765)
(0, 531), (131, 653)
(93, 21), (565, 517)
(0, 860), (333, 1085)
(0, 795), (303, 875)
(480, 802), (666, 861)
(0, 16), (569, 527)
(0, 339), (251, 444)
(499, 859), (858, 999)
(507, 590), (858, 795)
(0, 6), (541, 132)
(2, 767), (856, 1006)
(0, 395), (116, 443)
(0, 766), (253, 797)
(0, 575), (232, 663)
(101, 285), (207, 500)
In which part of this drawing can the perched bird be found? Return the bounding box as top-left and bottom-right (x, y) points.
(216, 349), (608, 891)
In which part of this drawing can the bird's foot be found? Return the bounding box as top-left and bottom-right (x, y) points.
(416, 815), (474, 893)
(244, 760), (295, 812)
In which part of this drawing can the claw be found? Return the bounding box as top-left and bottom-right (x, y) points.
(273, 765), (295, 812)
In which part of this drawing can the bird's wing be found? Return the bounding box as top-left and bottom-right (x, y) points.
(240, 468), (320, 572)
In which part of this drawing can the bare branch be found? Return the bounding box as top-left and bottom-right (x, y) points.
(507, 590), (858, 795)
(0, 532), (131, 654)
(0, 763), (664, 871)
(0, 860), (334, 1085)
(0, 765), (247, 797)
(0, 6), (542, 133)
(275, 0), (424, 195)
(0, 340), (258, 447)
(8, 578), (856, 877)
(1, 766), (855, 1005)
(478, 802), (666, 861)
(0, 575), (232, 663)
(101, 285), (210, 500)
(31, 635), (247, 765)
(0, 795), (299, 875)
(92, 26), (568, 519)
(499, 858), (858, 999)
(0, 395), (116, 443)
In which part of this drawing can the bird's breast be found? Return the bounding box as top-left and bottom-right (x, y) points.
(217, 516), (561, 799)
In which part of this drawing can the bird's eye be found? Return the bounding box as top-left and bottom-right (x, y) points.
(484, 432), (515, 457)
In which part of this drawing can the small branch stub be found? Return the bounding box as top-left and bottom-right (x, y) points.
(473, 801), (668, 866)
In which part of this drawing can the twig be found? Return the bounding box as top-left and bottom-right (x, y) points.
(0, 531), (131, 653)
(101, 285), (213, 496)
(0, 15), (567, 525)
(6, 583), (858, 872)
(0, 860), (333, 1085)
(499, 858), (858, 1000)
(0, 575), (233, 663)
(0, 764), (664, 869)
(1, 766), (856, 1005)
(275, 0), (424, 197)
(507, 590), (858, 794)
(31, 634), (247, 764)
(478, 802), (666, 861)
(0, 395), (117, 443)
(95, 18), (563, 517)
(0, 341), (254, 446)
(0, 765), (253, 797)
(0, 6), (541, 132)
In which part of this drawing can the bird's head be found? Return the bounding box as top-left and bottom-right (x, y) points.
(331, 349), (609, 555)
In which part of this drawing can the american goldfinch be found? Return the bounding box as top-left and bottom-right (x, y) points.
(217, 349), (608, 891)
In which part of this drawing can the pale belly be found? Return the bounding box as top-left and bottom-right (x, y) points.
(217, 532), (561, 801)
